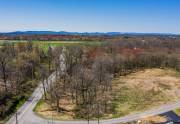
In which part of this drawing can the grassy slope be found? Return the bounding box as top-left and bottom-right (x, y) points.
(174, 70), (180, 116)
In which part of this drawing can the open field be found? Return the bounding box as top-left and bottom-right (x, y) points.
(112, 68), (180, 118)
(34, 68), (180, 120)
(0, 40), (104, 50)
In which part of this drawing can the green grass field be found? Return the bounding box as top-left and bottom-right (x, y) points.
(0, 40), (105, 51)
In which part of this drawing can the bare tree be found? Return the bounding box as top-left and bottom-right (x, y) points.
(40, 65), (48, 100)
(47, 45), (53, 74)
(0, 50), (10, 91)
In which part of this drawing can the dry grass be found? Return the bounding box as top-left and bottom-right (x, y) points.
(35, 68), (180, 120)
(114, 68), (180, 100)
(34, 98), (76, 120)
(141, 115), (167, 123)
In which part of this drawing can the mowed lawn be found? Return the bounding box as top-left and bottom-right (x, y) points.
(34, 68), (180, 120)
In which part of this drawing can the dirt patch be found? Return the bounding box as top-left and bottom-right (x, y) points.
(117, 69), (180, 100)
(141, 115), (167, 124)
(35, 98), (76, 120)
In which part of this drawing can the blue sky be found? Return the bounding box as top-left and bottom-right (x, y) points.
(0, 0), (180, 33)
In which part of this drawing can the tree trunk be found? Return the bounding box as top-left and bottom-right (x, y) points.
(42, 80), (47, 100)
(56, 99), (60, 112)
(2, 64), (7, 91)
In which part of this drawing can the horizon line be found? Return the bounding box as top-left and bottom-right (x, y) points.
(0, 30), (179, 35)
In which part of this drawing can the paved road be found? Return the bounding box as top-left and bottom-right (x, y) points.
(6, 72), (57, 124)
(6, 70), (180, 124)
(161, 111), (180, 122)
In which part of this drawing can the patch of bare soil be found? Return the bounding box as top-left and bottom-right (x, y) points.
(117, 69), (180, 100)
(35, 98), (76, 120)
(141, 115), (167, 124)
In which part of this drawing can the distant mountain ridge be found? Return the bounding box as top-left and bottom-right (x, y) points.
(0, 31), (178, 36)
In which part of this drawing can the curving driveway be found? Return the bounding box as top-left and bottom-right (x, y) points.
(6, 70), (180, 124)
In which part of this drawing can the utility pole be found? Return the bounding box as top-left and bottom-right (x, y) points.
(98, 102), (100, 124)
(15, 112), (18, 124)
(51, 103), (54, 124)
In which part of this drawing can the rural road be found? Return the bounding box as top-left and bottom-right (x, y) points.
(6, 70), (180, 124)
